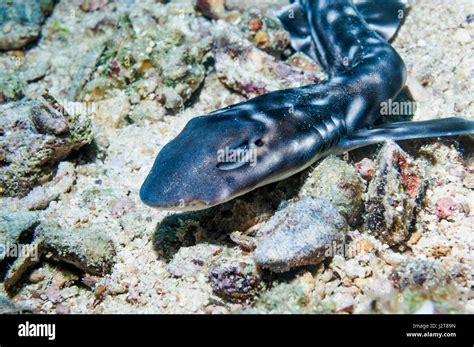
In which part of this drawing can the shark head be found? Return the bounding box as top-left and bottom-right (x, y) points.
(140, 96), (323, 211)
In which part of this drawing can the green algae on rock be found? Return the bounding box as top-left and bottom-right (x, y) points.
(250, 282), (308, 313)
(37, 223), (116, 276)
(299, 156), (366, 225)
(0, 211), (39, 261)
(0, 72), (26, 103)
(388, 258), (462, 314)
(80, 10), (212, 113)
(0, 0), (56, 50)
(241, 273), (334, 314)
(0, 211), (41, 291)
(0, 95), (92, 197)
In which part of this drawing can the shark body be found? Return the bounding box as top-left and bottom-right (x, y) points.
(140, 0), (474, 211)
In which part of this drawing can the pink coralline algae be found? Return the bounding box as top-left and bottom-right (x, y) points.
(354, 158), (375, 179)
(435, 197), (457, 219)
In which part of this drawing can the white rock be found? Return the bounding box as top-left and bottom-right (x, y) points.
(414, 300), (435, 314)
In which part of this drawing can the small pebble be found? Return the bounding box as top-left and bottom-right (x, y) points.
(55, 304), (71, 315)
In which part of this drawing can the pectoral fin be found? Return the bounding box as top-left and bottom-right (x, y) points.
(336, 117), (474, 153)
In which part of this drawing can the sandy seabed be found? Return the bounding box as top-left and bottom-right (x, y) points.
(0, 0), (472, 314)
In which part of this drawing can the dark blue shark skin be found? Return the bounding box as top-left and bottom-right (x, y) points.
(140, 0), (474, 211)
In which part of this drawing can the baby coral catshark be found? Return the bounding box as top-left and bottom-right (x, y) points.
(140, 0), (474, 211)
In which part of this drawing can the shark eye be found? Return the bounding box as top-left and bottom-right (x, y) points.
(216, 139), (261, 171)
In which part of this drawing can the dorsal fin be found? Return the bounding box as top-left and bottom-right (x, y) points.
(277, 0), (408, 62)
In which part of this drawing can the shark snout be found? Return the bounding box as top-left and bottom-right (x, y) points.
(139, 144), (230, 211)
(139, 175), (212, 211)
